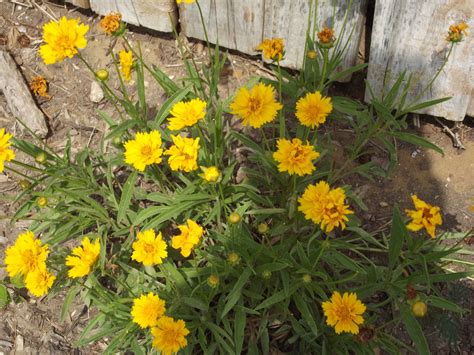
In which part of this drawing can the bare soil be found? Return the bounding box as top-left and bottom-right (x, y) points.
(0, 2), (472, 354)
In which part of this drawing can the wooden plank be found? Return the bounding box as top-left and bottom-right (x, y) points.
(90, 0), (176, 33)
(180, 0), (265, 54)
(0, 51), (48, 137)
(365, 1), (473, 121)
(180, 0), (367, 74)
(262, 0), (367, 72)
(65, 0), (90, 8)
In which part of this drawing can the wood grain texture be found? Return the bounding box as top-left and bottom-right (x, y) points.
(65, 0), (90, 8)
(365, 0), (473, 121)
(90, 0), (177, 33)
(0, 51), (48, 137)
(180, 0), (367, 73)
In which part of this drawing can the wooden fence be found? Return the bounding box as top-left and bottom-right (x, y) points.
(66, 0), (473, 121)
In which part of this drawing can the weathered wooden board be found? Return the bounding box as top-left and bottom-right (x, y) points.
(180, 0), (367, 73)
(89, 0), (177, 33)
(65, 0), (90, 8)
(366, 1), (473, 121)
(0, 51), (48, 137)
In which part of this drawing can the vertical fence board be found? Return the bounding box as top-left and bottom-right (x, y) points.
(65, 0), (90, 8)
(366, 0), (473, 121)
(90, 0), (176, 33)
(179, 0), (265, 55)
(180, 0), (367, 74)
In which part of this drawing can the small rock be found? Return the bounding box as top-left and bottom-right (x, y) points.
(379, 201), (389, 208)
(14, 335), (23, 352)
(0, 235), (7, 245)
(89, 81), (104, 103)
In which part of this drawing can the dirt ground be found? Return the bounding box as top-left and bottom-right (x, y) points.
(0, 2), (472, 354)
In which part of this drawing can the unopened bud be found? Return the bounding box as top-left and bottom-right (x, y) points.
(207, 275), (219, 288)
(95, 69), (109, 81)
(228, 212), (241, 224)
(35, 152), (47, 163)
(412, 301), (427, 317)
(37, 197), (48, 207)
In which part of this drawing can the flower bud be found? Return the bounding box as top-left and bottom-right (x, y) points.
(37, 197), (48, 208)
(307, 50), (317, 59)
(19, 179), (31, 190)
(35, 152), (47, 163)
(112, 136), (122, 146)
(200, 166), (220, 183)
(262, 270), (271, 279)
(228, 212), (241, 224)
(227, 252), (240, 266)
(257, 223), (269, 234)
(411, 300), (427, 317)
(302, 274), (312, 284)
(95, 69), (109, 81)
(207, 275), (219, 288)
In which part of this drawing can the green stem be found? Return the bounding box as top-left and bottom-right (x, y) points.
(10, 159), (44, 172)
(4, 166), (33, 180)
(195, 0), (213, 60)
(318, 49), (328, 91)
(260, 128), (271, 152)
(277, 61), (285, 138)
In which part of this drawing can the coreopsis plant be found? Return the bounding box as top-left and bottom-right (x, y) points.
(1, 1), (471, 354)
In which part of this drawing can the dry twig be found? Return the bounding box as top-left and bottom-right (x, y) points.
(434, 117), (466, 149)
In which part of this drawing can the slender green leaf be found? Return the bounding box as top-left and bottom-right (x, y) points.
(400, 304), (430, 355)
(117, 171), (137, 224)
(390, 132), (443, 154)
(389, 206), (408, 268)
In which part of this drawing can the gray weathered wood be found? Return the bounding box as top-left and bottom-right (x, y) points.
(366, 0), (473, 121)
(65, 0), (90, 8)
(90, 0), (177, 33)
(0, 51), (48, 137)
(180, 0), (367, 73)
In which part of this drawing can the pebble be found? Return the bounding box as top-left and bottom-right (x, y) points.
(379, 201), (389, 207)
(89, 81), (104, 103)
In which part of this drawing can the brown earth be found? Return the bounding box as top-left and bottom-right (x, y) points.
(0, 2), (472, 354)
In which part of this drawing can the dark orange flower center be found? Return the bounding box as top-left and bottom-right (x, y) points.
(141, 145), (152, 157)
(248, 97), (262, 112)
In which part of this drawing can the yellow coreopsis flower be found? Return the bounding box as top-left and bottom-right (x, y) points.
(39, 17), (89, 65)
(151, 316), (189, 355)
(4, 231), (49, 278)
(298, 181), (354, 232)
(124, 130), (163, 172)
(131, 292), (166, 328)
(273, 138), (320, 176)
(322, 291), (366, 334)
(65, 237), (100, 278)
(30, 76), (50, 98)
(176, 0), (195, 4)
(295, 91), (333, 128)
(100, 13), (122, 35)
(230, 83), (283, 128)
(171, 219), (204, 257)
(317, 27), (335, 45)
(168, 98), (207, 131)
(119, 50), (134, 82)
(131, 230), (168, 266)
(199, 166), (220, 182)
(24, 266), (56, 297)
(257, 38), (284, 61)
(0, 128), (15, 172)
(405, 195), (442, 239)
(164, 135), (200, 172)
(446, 21), (469, 42)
